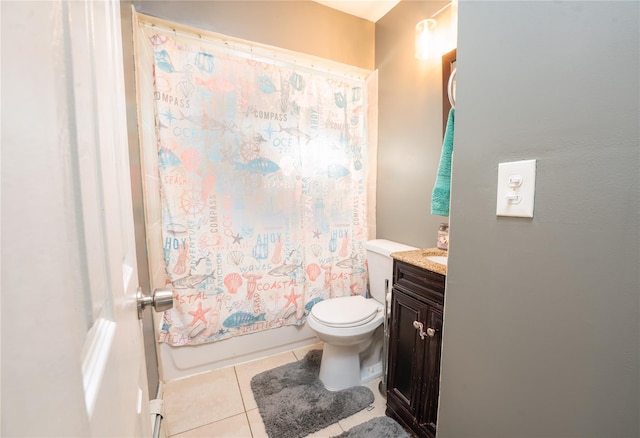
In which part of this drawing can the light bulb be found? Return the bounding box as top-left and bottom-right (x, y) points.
(415, 19), (437, 60)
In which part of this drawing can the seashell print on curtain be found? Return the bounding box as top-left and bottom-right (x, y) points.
(143, 25), (370, 346)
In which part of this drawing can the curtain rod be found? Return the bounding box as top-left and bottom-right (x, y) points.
(135, 12), (372, 81)
(431, 1), (455, 19)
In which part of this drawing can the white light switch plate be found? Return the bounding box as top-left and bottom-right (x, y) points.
(496, 159), (536, 217)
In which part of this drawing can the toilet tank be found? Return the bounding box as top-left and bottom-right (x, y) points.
(366, 239), (418, 303)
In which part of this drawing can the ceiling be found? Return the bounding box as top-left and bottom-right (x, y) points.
(313, 0), (401, 22)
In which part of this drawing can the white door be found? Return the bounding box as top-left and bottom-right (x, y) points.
(2, 0), (152, 436)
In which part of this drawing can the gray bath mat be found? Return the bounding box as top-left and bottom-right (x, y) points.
(250, 349), (374, 438)
(333, 416), (411, 438)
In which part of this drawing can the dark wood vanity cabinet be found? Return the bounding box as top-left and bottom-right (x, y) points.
(386, 260), (445, 438)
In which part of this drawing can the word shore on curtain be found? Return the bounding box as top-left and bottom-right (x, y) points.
(140, 22), (371, 346)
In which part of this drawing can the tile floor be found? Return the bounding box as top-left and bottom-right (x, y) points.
(162, 343), (389, 437)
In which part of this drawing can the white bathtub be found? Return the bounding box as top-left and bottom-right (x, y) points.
(158, 321), (318, 381)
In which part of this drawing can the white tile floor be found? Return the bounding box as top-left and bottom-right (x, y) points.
(162, 343), (389, 438)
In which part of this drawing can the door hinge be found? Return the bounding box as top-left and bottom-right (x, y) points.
(150, 398), (165, 418)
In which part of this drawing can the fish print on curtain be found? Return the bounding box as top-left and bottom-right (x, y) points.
(144, 26), (369, 346)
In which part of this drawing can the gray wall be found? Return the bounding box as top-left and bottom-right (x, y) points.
(376, 0), (452, 248)
(436, 2), (639, 437)
(134, 0), (374, 70)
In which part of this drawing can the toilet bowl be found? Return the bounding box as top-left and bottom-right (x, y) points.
(307, 239), (418, 391)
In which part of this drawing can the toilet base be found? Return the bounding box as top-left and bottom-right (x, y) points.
(360, 330), (383, 383)
(360, 359), (383, 384)
(318, 341), (383, 391)
(319, 343), (362, 391)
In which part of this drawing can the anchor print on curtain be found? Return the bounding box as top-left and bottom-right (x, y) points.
(144, 26), (369, 346)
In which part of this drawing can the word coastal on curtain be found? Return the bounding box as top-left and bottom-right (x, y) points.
(142, 24), (370, 346)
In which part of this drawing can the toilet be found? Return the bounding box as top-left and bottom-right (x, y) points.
(307, 239), (418, 391)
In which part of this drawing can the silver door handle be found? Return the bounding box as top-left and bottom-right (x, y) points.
(413, 321), (426, 339)
(137, 287), (173, 319)
(413, 321), (437, 340)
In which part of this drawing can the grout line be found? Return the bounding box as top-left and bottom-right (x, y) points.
(234, 365), (256, 437)
(166, 412), (249, 438)
(234, 364), (251, 413)
(246, 413), (258, 438)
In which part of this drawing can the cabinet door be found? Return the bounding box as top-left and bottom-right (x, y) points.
(419, 305), (443, 434)
(387, 289), (428, 416)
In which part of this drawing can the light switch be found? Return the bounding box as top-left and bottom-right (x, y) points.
(496, 159), (536, 217)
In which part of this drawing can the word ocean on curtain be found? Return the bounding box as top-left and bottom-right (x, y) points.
(142, 24), (370, 346)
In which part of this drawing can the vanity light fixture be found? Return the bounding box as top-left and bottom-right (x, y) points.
(415, 0), (457, 60)
(415, 19), (437, 60)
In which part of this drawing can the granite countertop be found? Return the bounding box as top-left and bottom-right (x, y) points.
(390, 247), (448, 276)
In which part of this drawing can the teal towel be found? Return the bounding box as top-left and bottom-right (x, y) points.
(431, 108), (455, 216)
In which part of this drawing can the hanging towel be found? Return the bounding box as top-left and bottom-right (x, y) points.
(431, 108), (455, 216)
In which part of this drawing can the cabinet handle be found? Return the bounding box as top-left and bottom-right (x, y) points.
(413, 321), (437, 340)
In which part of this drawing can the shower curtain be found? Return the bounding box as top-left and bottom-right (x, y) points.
(139, 22), (372, 346)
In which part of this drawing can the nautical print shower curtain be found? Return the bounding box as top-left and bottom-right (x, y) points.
(141, 24), (370, 346)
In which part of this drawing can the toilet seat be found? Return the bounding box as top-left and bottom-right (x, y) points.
(310, 295), (381, 328)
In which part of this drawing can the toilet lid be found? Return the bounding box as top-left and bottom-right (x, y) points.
(310, 295), (380, 328)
